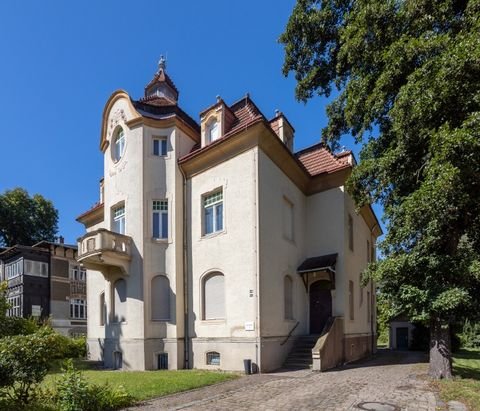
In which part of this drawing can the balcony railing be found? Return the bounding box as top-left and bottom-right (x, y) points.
(77, 229), (132, 276)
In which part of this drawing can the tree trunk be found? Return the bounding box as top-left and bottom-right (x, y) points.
(429, 317), (453, 379)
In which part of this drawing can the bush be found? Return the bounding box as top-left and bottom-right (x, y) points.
(0, 327), (71, 404)
(55, 335), (87, 360)
(459, 319), (480, 349)
(55, 360), (133, 411)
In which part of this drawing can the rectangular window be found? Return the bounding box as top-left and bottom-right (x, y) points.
(206, 351), (220, 366)
(153, 137), (168, 156)
(70, 265), (86, 281)
(153, 200), (168, 239)
(112, 205), (126, 234)
(348, 214), (354, 251)
(7, 295), (22, 317)
(157, 353), (168, 370)
(349, 280), (354, 320)
(70, 299), (87, 319)
(283, 197), (294, 241)
(359, 273), (363, 306)
(367, 240), (371, 263)
(203, 190), (223, 235)
(5, 258), (24, 280)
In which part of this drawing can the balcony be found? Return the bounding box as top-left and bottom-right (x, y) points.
(77, 229), (132, 276)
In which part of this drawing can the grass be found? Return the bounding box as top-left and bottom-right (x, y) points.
(436, 349), (480, 411)
(44, 362), (239, 401)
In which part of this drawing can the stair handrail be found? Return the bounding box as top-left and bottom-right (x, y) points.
(280, 321), (300, 346)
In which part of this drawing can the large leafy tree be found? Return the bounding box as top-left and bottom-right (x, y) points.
(0, 188), (58, 247)
(280, 0), (480, 378)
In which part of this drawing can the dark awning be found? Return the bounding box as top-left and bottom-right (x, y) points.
(297, 253), (337, 274)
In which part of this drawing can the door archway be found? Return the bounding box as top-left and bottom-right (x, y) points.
(309, 280), (332, 334)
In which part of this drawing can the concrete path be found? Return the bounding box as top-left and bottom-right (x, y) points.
(127, 350), (462, 410)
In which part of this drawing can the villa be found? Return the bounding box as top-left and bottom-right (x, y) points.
(76, 58), (381, 372)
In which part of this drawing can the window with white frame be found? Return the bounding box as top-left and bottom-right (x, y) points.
(203, 272), (225, 320)
(70, 298), (87, 319)
(203, 190), (223, 235)
(7, 295), (22, 317)
(113, 129), (125, 162)
(153, 137), (168, 156)
(153, 200), (168, 239)
(206, 118), (219, 143)
(70, 265), (86, 281)
(283, 197), (294, 241)
(112, 205), (126, 234)
(5, 258), (24, 280)
(23, 260), (48, 277)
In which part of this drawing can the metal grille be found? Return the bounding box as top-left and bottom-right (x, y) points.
(206, 351), (220, 366)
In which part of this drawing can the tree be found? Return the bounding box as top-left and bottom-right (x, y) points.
(0, 187), (58, 247)
(280, 0), (480, 379)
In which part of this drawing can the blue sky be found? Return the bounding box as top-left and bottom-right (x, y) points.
(0, 1), (383, 244)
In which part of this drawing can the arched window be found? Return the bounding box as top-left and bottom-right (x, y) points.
(113, 279), (127, 323)
(206, 118), (219, 143)
(152, 275), (170, 321)
(203, 272), (225, 320)
(99, 292), (106, 326)
(113, 128), (125, 162)
(284, 275), (294, 320)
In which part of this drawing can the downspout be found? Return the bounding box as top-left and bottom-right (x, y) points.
(180, 164), (189, 369)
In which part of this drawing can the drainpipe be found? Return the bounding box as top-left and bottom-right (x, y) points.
(252, 149), (261, 372)
(369, 224), (379, 356)
(180, 165), (189, 369)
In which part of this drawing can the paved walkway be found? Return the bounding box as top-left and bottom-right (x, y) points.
(128, 350), (462, 411)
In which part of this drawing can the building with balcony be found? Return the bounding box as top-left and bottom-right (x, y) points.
(77, 58), (381, 372)
(0, 240), (87, 336)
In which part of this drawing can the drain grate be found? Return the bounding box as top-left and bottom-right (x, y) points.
(356, 402), (400, 411)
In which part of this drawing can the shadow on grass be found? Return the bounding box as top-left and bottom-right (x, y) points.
(453, 349), (480, 380)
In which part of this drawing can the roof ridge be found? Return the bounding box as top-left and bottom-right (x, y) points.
(295, 141), (325, 156)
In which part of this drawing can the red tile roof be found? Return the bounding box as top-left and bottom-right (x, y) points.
(295, 143), (351, 176)
(76, 202), (104, 221)
(144, 69), (179, 96)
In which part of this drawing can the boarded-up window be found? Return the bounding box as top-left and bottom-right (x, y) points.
(203, 273), (225, 320)
(284, 275), (294, 320)
(367, 291), (371, 322)
(283, 197), (294, 241)
(113, 279), (126, 323)
(349, 280), (354, 320)
(100, 292), (106, 326)
(348, 214), (354, 251)
(152, 275), (170, 321)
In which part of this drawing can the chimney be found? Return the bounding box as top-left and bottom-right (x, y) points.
(58, 236), (64, 244)
(270, 110), (295, 152)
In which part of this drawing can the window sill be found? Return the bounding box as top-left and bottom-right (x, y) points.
(200, 230), (226, 241)
(200, 319), (226, 325)
(152, 237), (169, 244)
(152, 319), (171, 322)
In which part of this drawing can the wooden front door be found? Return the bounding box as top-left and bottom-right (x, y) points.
(310, 281), (332, 334)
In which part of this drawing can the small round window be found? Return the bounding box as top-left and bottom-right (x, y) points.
(112, 128), (126, 162)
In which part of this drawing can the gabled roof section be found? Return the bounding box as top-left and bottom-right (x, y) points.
(295, 143), (351, 177)
(226, 95), (266, 136)
(144, 66), (179, 101)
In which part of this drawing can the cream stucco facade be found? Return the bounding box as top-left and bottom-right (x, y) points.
(77, 62), (381, 372)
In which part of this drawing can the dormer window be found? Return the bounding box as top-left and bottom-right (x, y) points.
(113, 128), (125, 162)
(206, 118), (219, 143)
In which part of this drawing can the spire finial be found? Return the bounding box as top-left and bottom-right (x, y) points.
(158, 55), (167, 72)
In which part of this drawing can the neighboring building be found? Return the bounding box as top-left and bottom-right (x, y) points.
(77, 58), (382, 372)
(0, 240), (87, 336)
(389, 314), (415, 350)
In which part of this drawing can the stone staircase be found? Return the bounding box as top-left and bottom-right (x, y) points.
(282, 335), (320, 370)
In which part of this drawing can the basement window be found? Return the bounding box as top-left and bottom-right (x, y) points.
(206, 351), (220, 366)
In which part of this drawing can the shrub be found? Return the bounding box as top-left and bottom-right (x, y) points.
(0, 327), (69, 404)
(55, 360), (133, 411)
(459, 319), (480, 349)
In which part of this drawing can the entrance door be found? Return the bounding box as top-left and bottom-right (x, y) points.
(309, 281), (332, 334)
(396, 327), (409, 350)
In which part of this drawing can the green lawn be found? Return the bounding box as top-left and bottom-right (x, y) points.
(45, 366), (239, 401)
(437, 349), (480, 411)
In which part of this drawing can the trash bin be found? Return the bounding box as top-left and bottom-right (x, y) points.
(243, 359), (252, 375)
